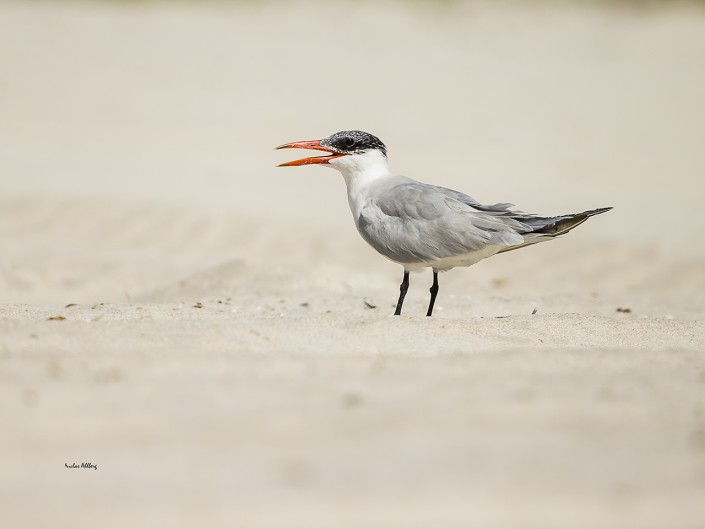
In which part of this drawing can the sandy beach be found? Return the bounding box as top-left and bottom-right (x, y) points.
(1, 1), (704, 527)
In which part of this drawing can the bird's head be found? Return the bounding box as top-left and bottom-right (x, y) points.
(276, 130), (389, 177)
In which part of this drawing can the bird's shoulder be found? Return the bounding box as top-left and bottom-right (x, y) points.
(368, 176), (516, 221)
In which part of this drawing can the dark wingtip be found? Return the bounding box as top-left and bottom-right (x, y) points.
(585, 207), (613, 216)
(532, 207), (612, 237)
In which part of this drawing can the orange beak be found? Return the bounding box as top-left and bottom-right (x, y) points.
(275, 139), (345, 167)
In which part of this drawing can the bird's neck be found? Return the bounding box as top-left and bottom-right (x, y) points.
(332, 151), (391, 188)
(334, 153), (393, 221)
(341, 164), (390, 190)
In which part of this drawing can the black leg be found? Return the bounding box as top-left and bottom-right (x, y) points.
(394, 271), (410, 316)
(426, 271), (439, 317)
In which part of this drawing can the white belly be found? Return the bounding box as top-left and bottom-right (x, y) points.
(401, 245), (503, 272)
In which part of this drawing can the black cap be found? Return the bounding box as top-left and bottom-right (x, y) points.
(321, 130), (387, 157)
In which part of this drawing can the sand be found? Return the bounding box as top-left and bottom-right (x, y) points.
(1, 1), (704, 528)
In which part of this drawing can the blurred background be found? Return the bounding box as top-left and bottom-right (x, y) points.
(1, 2), (705, 529)
(1, 0), (704, 306)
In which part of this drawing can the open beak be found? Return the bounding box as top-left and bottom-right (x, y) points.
(275, 139), (345, 167)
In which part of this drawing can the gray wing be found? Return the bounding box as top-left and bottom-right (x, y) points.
(359, 181), (612, 264)
(431, 185), (516, 215)
(430, 185), (612, 237)
(358, 183), (529, 264)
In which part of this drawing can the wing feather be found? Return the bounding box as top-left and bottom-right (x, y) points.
(355, 178), (611, 266)
(359, 183), (528, 264)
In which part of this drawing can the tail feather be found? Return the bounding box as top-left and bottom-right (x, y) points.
(498, 207), (612, 254)
(531, 207), (613, 236)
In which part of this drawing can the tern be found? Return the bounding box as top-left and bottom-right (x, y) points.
(276, 130), (611, 317)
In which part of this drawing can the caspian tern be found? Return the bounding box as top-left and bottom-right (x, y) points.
(276, 130), (611, 317)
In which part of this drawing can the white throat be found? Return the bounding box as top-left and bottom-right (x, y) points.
(327, 150), (390, 187)
(326, 150), (392, 220)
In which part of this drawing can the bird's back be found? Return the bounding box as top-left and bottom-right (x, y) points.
(353, 175), (610, 270)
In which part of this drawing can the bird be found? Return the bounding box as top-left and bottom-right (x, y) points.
(276, 130), (611, 317)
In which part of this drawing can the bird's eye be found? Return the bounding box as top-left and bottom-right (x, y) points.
(343, 138), (356, 149)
